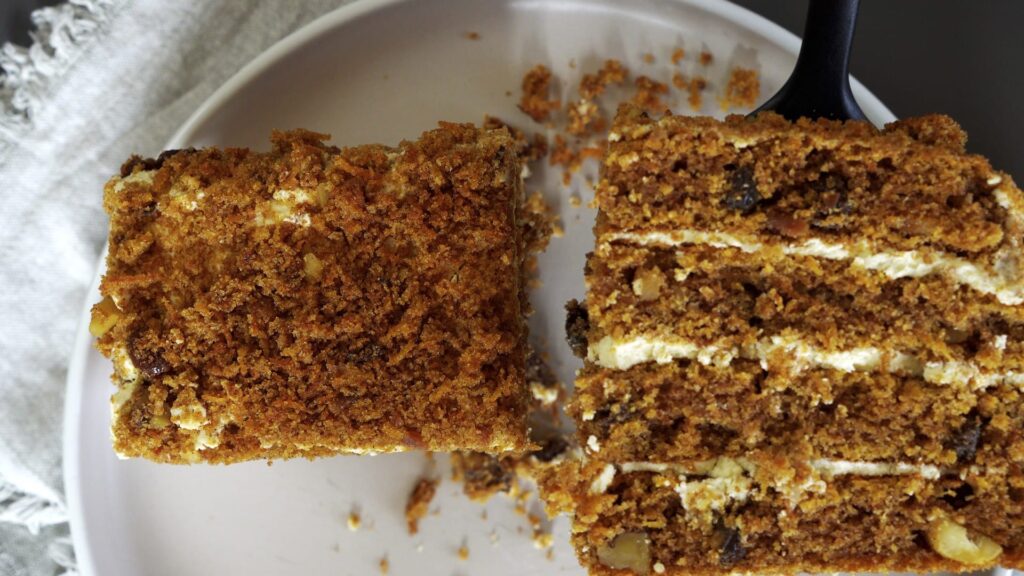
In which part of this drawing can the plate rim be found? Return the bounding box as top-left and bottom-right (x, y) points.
(62, 1), (901, 574)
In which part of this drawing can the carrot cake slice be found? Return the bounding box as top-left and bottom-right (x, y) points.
(90, 124), (529, 463)
(544, 104), (1024, 574)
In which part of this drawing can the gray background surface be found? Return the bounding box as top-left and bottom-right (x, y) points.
(3, 0), (1023, 178)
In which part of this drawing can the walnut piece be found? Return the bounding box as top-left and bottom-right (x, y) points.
(89, 296), (121, 337)
(927, 517), (1002, 565)
(597, 531), (651, 575)
(303, 253), (323, 280)
(632, 267), (666, 302)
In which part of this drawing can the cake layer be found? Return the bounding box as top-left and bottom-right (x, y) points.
(93, 125), (528, 463)
(597, 104), (1024, 303)
(585, 243), (1024, 379)
(563, 105), (1024, 574)
(538, 457), (1024, 575)
(573, 361), (1024, 467)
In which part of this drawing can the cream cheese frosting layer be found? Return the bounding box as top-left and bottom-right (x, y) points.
(612, 458), (943, 481)
(588, 334), (1024, 390)
(600, 222), (1024, 306)
(592, 457), (969, 514)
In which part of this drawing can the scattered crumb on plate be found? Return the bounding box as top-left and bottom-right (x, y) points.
(518, 65), (561, 122)
(347, 510), (361, 532)
(569, 59), (627, 136)
(631, 75), (669, 113)
(671, 47), (685, 65)
(720, 66), (760, 110)
(405, 477), (439, 535)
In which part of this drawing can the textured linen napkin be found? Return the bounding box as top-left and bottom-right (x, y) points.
(0, 1), (353, 573)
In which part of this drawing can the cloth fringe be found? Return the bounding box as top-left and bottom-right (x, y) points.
(0, 1), (122, 569)
(0, 0), (120, 144)
(0, 475), (67, 535)
(49, 536), (79, 576)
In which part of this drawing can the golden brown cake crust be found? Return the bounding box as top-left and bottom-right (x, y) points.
(94, 125), (529, 463)
(600, 104), (1022, 260)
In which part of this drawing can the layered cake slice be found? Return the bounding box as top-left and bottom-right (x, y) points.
(542, 104), (1024, 574)
(90, 124), (529, 463)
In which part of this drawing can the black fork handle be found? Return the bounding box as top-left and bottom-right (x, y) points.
(755, 0), (867, 122)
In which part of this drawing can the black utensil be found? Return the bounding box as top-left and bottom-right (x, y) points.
(754, 0), (867, 122)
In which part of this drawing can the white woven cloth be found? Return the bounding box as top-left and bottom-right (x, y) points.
(0, 1), (353, 573)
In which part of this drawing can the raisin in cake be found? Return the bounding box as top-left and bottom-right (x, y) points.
(541, 104), (1024, 574)
(90, 124), (529, 463)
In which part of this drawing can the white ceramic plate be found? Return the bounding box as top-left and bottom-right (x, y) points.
(67, 1), (998, 575)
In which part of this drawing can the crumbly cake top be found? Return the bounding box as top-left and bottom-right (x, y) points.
(599, 104), (1024, 258)
(94, 125), (528, 462)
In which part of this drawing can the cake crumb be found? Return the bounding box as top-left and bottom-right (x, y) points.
(405, 477), (439, 535)
(568, 60), (628, 137)
(569, 193), (582, 207)
(379, 556), (389, 575)
(451, 451), (516, 501)
(514, 489), (532, 516)
(519, 65), (561, 123)
(464, 31), (480, 40)
(699, 50), (713, 65)
(720, 67), (760, 110)
(458, 543), (470, 560)
(631, 75), (669, 113)
(522, 191), (557, 257)
(347, 511), (362, 532)
(580, 59), (628, 99)
(550, 134), (605, 183)
(528, 512), (542, 529)
(642, 52), (655, 64)
(534, 531), (554, 550)
(671, 47), (685, 65)
(673, 72), (707, 111)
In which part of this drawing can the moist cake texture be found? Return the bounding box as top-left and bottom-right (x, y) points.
(543, 104), (1024, 574)
(91, 124), (529, 463)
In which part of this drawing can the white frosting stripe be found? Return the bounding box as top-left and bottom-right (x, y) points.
(588, 334), (1024, 390)
(593, 458), (989, 512)
(601, 225), (1024, 305)
(614, 458), (945, 480)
